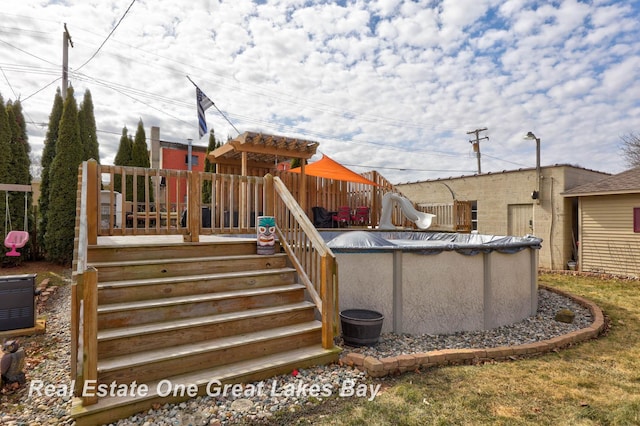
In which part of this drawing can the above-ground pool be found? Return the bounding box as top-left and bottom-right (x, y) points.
(325, 231), (542, 336)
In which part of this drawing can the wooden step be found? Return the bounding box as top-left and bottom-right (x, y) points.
(97, 321), (323, 385)
(90, 253), (289, 281)
(71, 345), (341, 426)
(97, 284), (306, 328)
(98, 301), (316, 358)
(88, 240), (261, 263)
(97, 267), (297, 304)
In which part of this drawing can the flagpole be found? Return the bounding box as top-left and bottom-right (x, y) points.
(186, 75), (198, 88)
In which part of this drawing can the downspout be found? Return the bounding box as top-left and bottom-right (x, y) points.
(548, 177), (555, 269)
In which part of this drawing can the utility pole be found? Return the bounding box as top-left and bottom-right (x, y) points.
(62, 23), (74, 101)
(467, 128), (488, 174)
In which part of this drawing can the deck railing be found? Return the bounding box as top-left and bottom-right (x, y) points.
(269, 175), (338, 348)
(94, 162), (469, 236)
(71, 161), (98, 406)
(94, 164), (271, 239)
(417, 201), (472, 232)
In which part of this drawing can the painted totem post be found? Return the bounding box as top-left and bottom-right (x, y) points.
(257, 216), (276, 255)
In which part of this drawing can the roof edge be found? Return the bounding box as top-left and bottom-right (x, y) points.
(396, 164), (610, 185)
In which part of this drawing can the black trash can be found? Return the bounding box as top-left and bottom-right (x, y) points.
(340, 309), (384, 346)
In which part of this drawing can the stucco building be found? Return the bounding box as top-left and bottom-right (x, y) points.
(395, 165), (609, 270)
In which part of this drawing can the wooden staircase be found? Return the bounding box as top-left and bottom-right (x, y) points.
(71, 239), (340, 426)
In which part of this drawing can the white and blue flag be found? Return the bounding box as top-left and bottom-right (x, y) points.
(196, 86), (214, 138)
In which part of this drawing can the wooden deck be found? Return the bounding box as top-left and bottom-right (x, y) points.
(71, 157), (470, 425)
(96, 234), (256, 245)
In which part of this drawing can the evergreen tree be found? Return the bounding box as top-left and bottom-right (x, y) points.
(0, 95), (11, 254)
(39, 88), (64, 255)
(45, 87), (83, 264)
(7, 100), (31, 180)
(6, 100), (32, 258)
(7, 100), (28, 150)
(131, 119), (152, 203)
(113, 126), (133, 200)
(78, 89), (100, 162)
(202, 128), (221, 204)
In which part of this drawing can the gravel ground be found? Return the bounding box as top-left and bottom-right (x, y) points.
(1, 282), (74, 426)
(341, 289), (593, 358)
(0, 284), (592, 426)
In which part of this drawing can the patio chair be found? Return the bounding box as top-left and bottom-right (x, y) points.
(351, 206), (370, 226)
(332, 206), (351, 227)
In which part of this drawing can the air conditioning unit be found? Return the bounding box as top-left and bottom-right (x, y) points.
(0, 274), (37, 331)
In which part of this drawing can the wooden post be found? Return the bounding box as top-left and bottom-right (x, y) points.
(371, 172), (380, 227)
(184, 171), (200, 242)
(86, 159), (98, 245)
(320, 255), (335, 349)
(240, 153), (248, 228)
(264, 174), (274, 217)
(300, 161), (307, 213)
(82, 267), (98, 406)
(70, 275), (79, 383)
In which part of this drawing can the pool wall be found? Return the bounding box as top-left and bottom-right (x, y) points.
(328, 232), (540, 335)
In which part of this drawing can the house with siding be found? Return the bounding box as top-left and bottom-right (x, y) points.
(562, 167), (640, 278)
(395, 165), (609, 270)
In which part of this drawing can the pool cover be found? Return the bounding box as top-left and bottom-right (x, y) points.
(326, 231), (542, 255)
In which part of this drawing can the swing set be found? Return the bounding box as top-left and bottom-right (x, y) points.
(1, 184), (31, 257)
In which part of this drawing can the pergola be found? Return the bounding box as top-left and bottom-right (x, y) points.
(207, 131), (320, 211)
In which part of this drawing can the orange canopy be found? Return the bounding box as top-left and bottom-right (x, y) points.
(288, 154), (378, 186)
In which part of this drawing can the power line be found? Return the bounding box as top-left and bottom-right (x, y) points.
(71, 71), (191, 108)
(75, 0), (136, 72)
(66, 70), (465, 159)
(342, 162), (476, 173)
(0, 64), (38, 127)
(72, 72), (192, 126)
(0, 39), (58, 67)
(2, 21), (460, 137)
(13, 65), (522, 172)
(14, 20), (455, 134)
(0, 16), (524, 172)
(0, 66), (18, 100)
(0, 26), (50, 37)
(0, 64), (60, 77)
(483, 153), (528, 168)
(22, 77), (61, 103)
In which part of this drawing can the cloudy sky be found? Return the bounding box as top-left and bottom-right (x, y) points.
(1, 0), (639, 184)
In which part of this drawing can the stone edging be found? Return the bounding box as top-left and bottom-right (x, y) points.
(340, 285), (606, 378)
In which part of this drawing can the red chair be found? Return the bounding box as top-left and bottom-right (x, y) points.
(332, 206), (351, 227)
(351, 206), (370, 226)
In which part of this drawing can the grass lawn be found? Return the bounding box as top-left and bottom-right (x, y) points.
(260, 273), (640, 426)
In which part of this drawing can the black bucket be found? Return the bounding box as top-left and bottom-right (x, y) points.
(340, 309), (384, 346)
